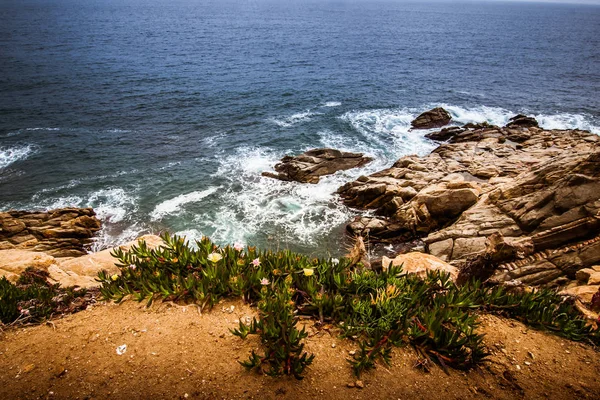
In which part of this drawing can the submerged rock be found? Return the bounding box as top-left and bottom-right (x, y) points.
(410, 107), (452, 129)
(262, 148), (372, 184)
(0, 208), (101, 258)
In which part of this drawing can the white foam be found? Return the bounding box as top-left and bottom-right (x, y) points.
(40, 187), (138, 224)
(206, 146), (357, 246)
(533, 113), (600, 134)
(25, 127), (59, 131)
(90, 223), (145, 253)
(150, 187), (219, 221)
(268, 110), (318, 127)
(0, 144), (36, 169)
(340, 108), (437, 157)
(438, 104), (599, 134)
(323, 101), (342, 107)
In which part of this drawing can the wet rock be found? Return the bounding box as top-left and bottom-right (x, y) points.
(425, 126), (465, 141)
(506, 114), (539, 129)
(411, 107), (452, 129)
(262, 148), (372, 183)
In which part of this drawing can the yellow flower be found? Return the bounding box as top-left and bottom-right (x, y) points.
(111, 274), (119, 281)
(207, 253), (223, 263)
(303, 268), (314, 277)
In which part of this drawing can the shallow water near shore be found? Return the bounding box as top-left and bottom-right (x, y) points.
(1, 0), (599, 256)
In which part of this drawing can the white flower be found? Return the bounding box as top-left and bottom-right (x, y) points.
(331, 258), (340, 265)
(260, 278), (270, 286)
(207, 253), (223, 263)
(252, 258), (261, 267)
(233, 243), (244, 252)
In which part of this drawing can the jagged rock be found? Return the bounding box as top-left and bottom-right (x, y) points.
(425, 126), (465, 141)
(0, 235), (164, 288)
(506, 114), (539, 129)
(262, 148), (372, 184)
(381, 252), (458, 281)
(337, 126), (600, 289)
(410, 107), (452, 129)
(0, 208), (101, 257)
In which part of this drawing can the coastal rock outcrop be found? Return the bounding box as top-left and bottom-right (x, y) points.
(262, 148), (372, 183)
(0, 208), (102, 257)
(410, 107), (452, 129)
(337, 121), (600, 290)
(0, 235), (164, 288)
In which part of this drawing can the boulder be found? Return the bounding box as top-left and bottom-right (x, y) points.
(505, 114), (539, 129)
(381, 252), (458, 281)
(262, 148), (372, 184)
(410, 107), (452, 130)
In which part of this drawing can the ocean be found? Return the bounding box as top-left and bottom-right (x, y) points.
(1, 0), (599, 256)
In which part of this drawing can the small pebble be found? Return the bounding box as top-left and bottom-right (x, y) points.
(331, 343), (336, 348)
(355, 380), (365, 389)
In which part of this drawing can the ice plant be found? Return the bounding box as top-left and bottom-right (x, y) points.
(111, 274), (119, 281)
(98, 233), (600, 381)
(233, 243), (244, 252)
(207, 252), (223, 263)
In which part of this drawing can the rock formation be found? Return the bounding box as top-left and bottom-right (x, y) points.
(262, 148), (372, 183)
(410, 107), (452, 129)
(0, 208), (101, 257)
(0, 235), (164, 288)
(337, 117), (600, 293)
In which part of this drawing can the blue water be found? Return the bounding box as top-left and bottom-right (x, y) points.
(1, 0), (599, 255)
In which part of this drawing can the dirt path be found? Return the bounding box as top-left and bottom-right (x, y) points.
(1, 300), (599, 399)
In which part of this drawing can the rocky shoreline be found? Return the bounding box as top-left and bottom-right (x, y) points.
(1, 109), (599, 309)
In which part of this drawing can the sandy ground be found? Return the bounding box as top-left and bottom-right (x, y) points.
(1, 299), (599, 400)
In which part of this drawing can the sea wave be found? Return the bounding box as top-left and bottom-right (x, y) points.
(0, 144), (36, 169)
(322, 101), (342, 107)
(204, 146), (355, 247)
(268, 110), (319, 127)
(40, 187), (138, 224)
(150, 187), (219, 221)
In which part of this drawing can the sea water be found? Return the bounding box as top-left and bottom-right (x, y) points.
(1, 0), (599, 256)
